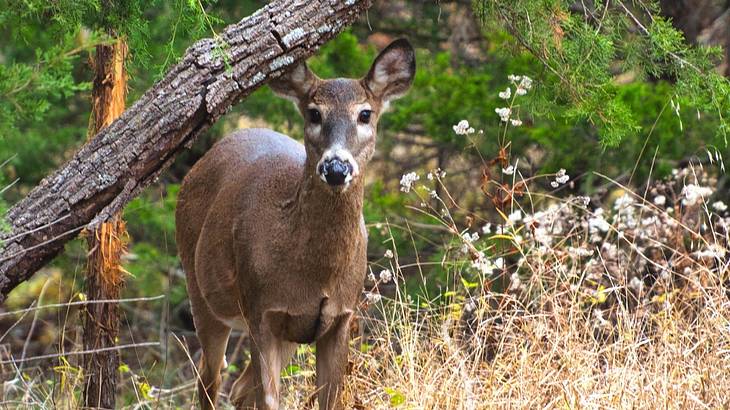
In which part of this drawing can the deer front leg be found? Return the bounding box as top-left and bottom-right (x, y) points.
(250, 322), (287, 410)
(315, 310), (353, 410)
(232, 341), (297, 409)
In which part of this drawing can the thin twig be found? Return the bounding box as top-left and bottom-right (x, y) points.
(0, 224), (84, 263)
(0, 214), (72, 244)
(1, 342), (160, 364)
(0, 295), (165, 318)
(19, 278), (52, 372)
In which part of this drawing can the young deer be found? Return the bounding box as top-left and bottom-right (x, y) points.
(175, 39), (415, 410)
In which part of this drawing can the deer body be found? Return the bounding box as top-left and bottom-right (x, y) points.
(179, 130), (366, 340)
(176, 40), (415, 410)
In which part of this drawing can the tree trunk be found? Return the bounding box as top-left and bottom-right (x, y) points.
(82, 37), (128, 410)
(0, 0), (373, 302)
(660, 0), (730, 76)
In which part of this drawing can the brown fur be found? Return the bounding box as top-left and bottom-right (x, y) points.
(176, 39), (415, 410)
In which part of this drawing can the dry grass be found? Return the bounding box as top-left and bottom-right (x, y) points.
(3, 164), (730, 409)
(333, 278), (729, 409)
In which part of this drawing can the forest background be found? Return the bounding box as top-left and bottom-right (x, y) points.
(1, 0), (730, 408)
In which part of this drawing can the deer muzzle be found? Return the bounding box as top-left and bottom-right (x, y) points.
(317, 148), (359, 188)
(319, 158), (353, 186)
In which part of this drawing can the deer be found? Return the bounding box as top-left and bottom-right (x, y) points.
(175, 39), (415, 410)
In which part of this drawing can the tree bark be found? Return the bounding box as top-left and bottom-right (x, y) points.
(83, 37), (128, 409)
(0, 0), (373, 302)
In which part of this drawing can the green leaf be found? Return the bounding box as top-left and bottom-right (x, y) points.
(384, 387), (406, 406)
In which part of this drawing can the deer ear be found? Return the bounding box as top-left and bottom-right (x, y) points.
(269, 62), (318, 104)
(364, 39), (416, 102)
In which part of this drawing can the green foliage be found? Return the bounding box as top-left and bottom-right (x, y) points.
(474, 0), (730, 146)
(123, 186), (186, 305)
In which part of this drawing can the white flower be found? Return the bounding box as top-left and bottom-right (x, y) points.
(577, 196), (590, 206)
(681, 184), (713, 206)
(614, 194), (634, 210)
(712, 201), (727, 212)
(471, 255), (498, 275)
(400, 172), (419, 193)
(555, 169), (569, 184)
(533, 227), (551, 245)
(508, 210), (522, 224)
(365, 292), (381, 304)
(481, 223), (492, 234)
(519, 76), (533, 90)
(588, 213), (610, 233)
(568, 246), (594, 257)
(429, 189), (438, 199)
(502, 165), (515, 175)
(550, 181), (559, 188)
(379, 269), (392, 283)
(654, 195), (666, 206)
(512, 76), (532, 95)
(462, 232), (479, 243)
(659, 267), (671, 282)
(593, 309), (609, 328)
(494, 257), (504, 269)
(453, 120), (474, 135)
(694, 243), (726, 259)
(384, 249), (394, 259)
(495, 107), (511, 122)
(510, 119), (523, 126)
(498, 87), (511, 100)
(367, 272), (376, 282)
(508, 272), (522, 291)
(629, 277), (644, 293)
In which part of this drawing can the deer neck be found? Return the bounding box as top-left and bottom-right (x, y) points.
(288, 160), (365, 237)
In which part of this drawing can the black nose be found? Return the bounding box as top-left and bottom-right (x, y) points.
(319, 158), (353, 186)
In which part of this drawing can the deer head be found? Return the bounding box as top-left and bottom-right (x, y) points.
(270, 39), (416, 191)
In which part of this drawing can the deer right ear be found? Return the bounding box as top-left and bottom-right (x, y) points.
(364, 39), (416, 102)
(269, 62), (318, 104)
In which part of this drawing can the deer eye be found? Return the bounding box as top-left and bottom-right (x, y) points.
(358, 109), (372, 124)
(308, 108), (322, 124)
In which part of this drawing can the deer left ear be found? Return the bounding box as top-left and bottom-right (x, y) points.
(269, 62), (318, 104)
(364, 39), (416, 102)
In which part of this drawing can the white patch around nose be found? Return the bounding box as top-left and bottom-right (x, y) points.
(316, 147), (360, 186)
